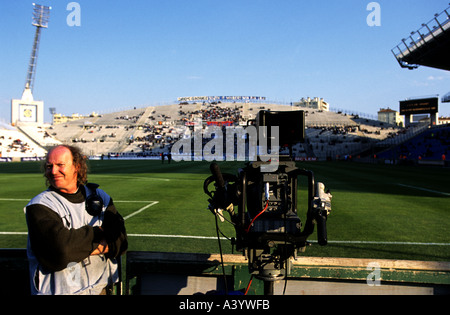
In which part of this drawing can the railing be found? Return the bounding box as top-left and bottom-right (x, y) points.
(376, 123), (429, 147)
(392, 5), (450, 69)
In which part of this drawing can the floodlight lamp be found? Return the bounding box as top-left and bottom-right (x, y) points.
(32, 4), (51, 28)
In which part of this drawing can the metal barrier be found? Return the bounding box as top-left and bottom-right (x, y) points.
(125, 251), (450, 295)
(2, 249), (449, 295)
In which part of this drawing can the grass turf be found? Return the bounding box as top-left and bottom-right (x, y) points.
(0, 160), (449, 261)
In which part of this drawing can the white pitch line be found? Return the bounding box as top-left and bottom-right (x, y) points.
(114, 200), (158, 203)
(128, 234), (218, 240)
(0, 232), (27, 235)
(92, 175), (170, 182)
(324, 240), (450, 246)
(0, 198), (159, 221)
(123, 201), (159, 220)
(1, 231), (449, 246)
(126, 234), (450, 246)
(396, 184), (450, 196)
(0, 198), (157, 203)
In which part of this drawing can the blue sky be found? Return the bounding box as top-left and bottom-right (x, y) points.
(1, 0), (450, 123)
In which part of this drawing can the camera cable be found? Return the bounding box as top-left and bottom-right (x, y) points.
(215, 213), (229, 294)
(244, 274), (254, 295)
(245, 199), (269, 233)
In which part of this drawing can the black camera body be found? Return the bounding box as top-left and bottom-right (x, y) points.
(204, 110), (332, 283)
(236, 158), (331, 281)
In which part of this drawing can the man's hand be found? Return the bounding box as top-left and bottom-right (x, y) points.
(90, 240), (109, 256)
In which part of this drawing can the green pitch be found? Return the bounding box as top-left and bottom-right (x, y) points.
(0, 160), (449, 261)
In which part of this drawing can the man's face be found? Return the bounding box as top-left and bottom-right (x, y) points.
(45, 146), (79, 194)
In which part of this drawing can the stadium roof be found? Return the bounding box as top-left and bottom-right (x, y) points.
(443, 92), (450, 103)
(392, 5), (450, 71)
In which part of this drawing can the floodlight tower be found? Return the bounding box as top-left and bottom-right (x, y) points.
(25, 3), (51, 93)
(10, 3), (50, 126)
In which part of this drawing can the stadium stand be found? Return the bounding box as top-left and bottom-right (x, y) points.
(377, 125), (450, 163)
(18, 125), (61, 147)
(0, 126), (47, 159)
(1, 102), (447, 163)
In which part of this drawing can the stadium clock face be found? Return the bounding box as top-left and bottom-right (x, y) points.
(23, 109), (32, 118)
(19, 104), (37, 122)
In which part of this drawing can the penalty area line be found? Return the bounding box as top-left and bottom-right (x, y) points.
(123, 201), (159, 220)
(396, 184), (450, 196)
(0, 198), (159, 222)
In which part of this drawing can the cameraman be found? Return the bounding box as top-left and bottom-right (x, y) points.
(24, 145), (127, 295)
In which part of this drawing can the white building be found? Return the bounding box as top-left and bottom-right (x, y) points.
(378, 108), (404, 126)
(293, 97), (329, 111)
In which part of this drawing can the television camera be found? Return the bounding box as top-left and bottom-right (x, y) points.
(203, 110), (332, 294)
